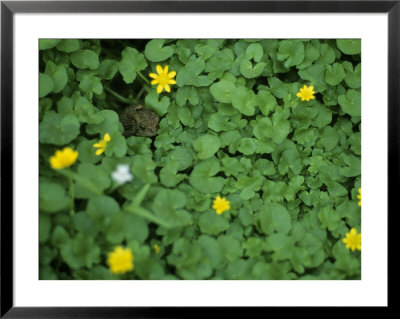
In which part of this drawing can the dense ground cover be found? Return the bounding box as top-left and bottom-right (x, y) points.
(39, 39), (361, 280)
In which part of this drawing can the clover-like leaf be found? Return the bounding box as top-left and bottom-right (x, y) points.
(39, 73), (54, 98)
(39, 181), (69, 213)
(258, 202), (291, 235)
(325, 62), (346, 86)
(144, 39), (174, 62)
(338, 89), (361, 117)
(176, 59), (211, 87)
(210, 80), (236, 103)
(239, 59), (266, 78)
(199, 211), (229, 235)
(70, 50), (100, 70)
(298, 64), (327, 92)
(56, 39), (81, 53)
(119, 47), (147, 84)
(145, 90), (170, 116)
(189, 158), (224, 193)
(193, 134), (221, 159)
(45, 61), (68, 93)
(317, 206), (340, 231)
(336, 39), (361, 55)
(39, 112), (80, 145)
(231, 86), (258, 116)
(39, 39), (61, 50)
(151, 189), (192, 227)
(277, 40), (305, 68)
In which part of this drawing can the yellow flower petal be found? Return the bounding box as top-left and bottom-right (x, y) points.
(342, 228), (361, 251)
(107, 246), (134, 275)
(153, 244), (160, 254)
(49, 147), (79, 170)
(212, 196), (230, 215)
(297, 84), (315, 101)
(104, 133), (111, 142)
(95, 148), (105, 155)
(150, 65), (176, 94)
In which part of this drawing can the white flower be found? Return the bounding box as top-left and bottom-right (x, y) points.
(111, 164), (133, 185)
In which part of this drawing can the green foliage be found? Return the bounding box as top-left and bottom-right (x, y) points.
(39, 38), (361, 280)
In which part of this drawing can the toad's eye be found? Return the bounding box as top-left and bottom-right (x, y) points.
(139, 125), (146, 130)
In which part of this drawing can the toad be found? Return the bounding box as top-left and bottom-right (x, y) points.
(119, 105), (160, 138)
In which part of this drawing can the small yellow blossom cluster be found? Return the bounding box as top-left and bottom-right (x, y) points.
(50, 147), (78, 170)
(149, 65), (176, 94)
(93, 133), (111, 156)
(357, 188), (361, 206)
(153, 244), (161, 254)
(342, 228), (361, 251)
(107, 246), (134, 275)
(212, 196), (230, 215)
(296, 84), (315, 101)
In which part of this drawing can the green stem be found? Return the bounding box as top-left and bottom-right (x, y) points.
(68, 174), (75, 216)
(132, 184), (150, 207)
(59, 169), (102, 196)
(135, 86), (146, 101)
(105, 87), (138, 104)
(137, 71), (150, 85)
(124, 184), (172, 228)
(125, 205), (172, 229)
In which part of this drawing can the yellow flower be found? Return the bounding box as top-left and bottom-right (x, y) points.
(212, 196), (230, 215)
(149, 65), (176, 94)
(342, 228), (361, 251)
(296, 84), (315, 101)
(153, 244), (160, 254)
(107, 246), (134, 275)
(93, 133), (111, 156)
(357, 188), (361, 206)
(50, 147), (79, 169)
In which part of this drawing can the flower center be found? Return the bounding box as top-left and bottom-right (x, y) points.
(158, 73), (169, 85)
(302, 90), (313, 98)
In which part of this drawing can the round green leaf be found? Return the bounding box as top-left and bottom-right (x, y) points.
(39, 39), (61, 50)
(199, 211), (229, 235)
(56, 39), (81, 53)
(189, 158), (224, 193)
(338, 89), (361, 117)
(277, 40), (305, 68)
(231, 87), (257, 116)
(337, 39), (361, 55)
(39, 181), (69, 213)
(45, 61), (68, 93)
(39, 73), (54, 98)
(119, 47), (147, 84)
(325, 62), (346, 86)
(39, 112), (80, 145)
(210, 80), (236, 103)
(193, 134), (221, 159)
(258, 202), (291, 235)
(70, 49), (100, 70)
(239, 59), (266, 78)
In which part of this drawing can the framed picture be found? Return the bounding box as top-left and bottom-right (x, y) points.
(1, 0), (394, 317)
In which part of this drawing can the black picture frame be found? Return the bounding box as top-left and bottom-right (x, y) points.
(1, 0), (395, 317)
